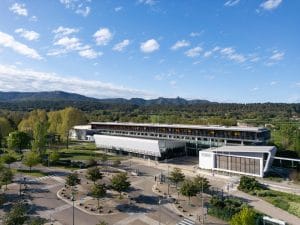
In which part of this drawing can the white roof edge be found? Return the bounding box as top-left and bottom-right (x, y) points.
(90, 122), (267, 132)
(202, 145), (276, 153)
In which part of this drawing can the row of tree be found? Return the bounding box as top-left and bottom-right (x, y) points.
(66, 168), (130, 209)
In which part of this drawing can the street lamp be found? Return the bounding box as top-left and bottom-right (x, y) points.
(71, 188), (77, 225)
(158, 198), (162, 225)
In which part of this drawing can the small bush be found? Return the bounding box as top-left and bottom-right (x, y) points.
(238, 176), (264, 192)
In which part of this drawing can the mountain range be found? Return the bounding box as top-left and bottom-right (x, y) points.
(0, 91), (211, 105)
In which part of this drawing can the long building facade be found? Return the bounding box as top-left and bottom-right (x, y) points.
(88, 122), (271, 159)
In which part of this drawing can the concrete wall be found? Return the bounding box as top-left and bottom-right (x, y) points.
(199, 151), (215, 170)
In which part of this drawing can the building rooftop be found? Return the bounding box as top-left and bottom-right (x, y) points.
(204, 145), (276, 153)
(90, 121), (268, 132)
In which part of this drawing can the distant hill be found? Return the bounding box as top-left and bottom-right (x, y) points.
(0, 91), (97, 102)
(0, 91), (211, 106)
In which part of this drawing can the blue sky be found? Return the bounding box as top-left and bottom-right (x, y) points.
(0, 0), (299, 102)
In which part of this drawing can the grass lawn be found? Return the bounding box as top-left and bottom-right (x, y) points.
(252, 189), (300, 218)
(57, 148), (123, 161)
(12, 168), (48, 177)
(47, 142), (124, 161)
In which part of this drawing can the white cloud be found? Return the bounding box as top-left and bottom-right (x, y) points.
(295, 82), (300, 87)
(115, 6), (123, 12)
(251, 87), (259, 91)
(15, 28), (40, 41)
(94, 28), (113, 46)
(224, 0), (240, 7)
(220, 47), (235, 55)
(79, 49), (102, 59)
(75, 6), (90, 17)
(203, 51), (213, 58)
(60, 0), (91, 17)
(50, 26), (99, 59)
(53, 26), (79, 38)
(140, 39), (160, 53)
(190, 32), (201, 37)
(171, 40), (190, 50)
(138, 0), (157, 6)
(9, 3), (28, 16)
(212, 46), (221, 52)
(113, 39), (130, 52)
(270, 81), (278, 86)
(185, 46), (202, 58)
(29, 16), (38, 22)
(60, 0), (76, 8)
(54, 37), (82, 50)
(220, 47), (246, 63)
(0, 31), (42, 59)
(0, 64), (153, 99)
(270, 50), (284, 61)
(260, 0), (282, 10)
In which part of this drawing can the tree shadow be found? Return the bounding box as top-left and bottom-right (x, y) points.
(133, 194), (160, 205)
(116, 203), (153, 213)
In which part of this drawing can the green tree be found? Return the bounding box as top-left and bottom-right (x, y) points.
(193, 175), (210, 193)
(86, 167), (103, 184)
(169, 167), (185, 188)
(47, 111), (62, 134)
(66, 173), (81, 187)
(1, 153), (17, 168)
(22, 151), (40, 172)
(0, 167), (14, 190)
(3, 202), (28, 225)
(91, 183), (106, 209)
(0, 117), (13, 147)
(48, 151), (60, 165)
(7, 131), (31, 153)
(59, 107), (87, 145)
(230, 207), (256, 225)
(111, 172), (130, 197)
(97, 221), (108, 225)
(180, 179), (198, 204)
(18, 110), (48, 135)
(32, 121), (49, 156)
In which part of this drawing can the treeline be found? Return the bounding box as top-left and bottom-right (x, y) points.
(0, 107), (86, 149)
(0, 102), (299, 155)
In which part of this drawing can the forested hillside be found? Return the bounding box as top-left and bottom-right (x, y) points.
(0, 91), (299, 155)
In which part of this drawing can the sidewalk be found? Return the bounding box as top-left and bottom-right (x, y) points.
(232, 189), (300, 225)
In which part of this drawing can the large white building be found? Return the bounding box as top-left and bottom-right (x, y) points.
(199, 145), (277, 177)
(94, 134), (185, 159)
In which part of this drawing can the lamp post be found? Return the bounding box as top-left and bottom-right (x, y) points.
(158, 198), (162, 225)
(167, 165), (170, 196)
(71, 188), (77, 225)
(19, 166), (22, 197)
(201, 181), (205, 225)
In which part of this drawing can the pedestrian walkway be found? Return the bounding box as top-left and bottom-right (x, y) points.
(26, 175), (65, 183)
(232, 189), (300, 225)
(176, 218), (195, 225)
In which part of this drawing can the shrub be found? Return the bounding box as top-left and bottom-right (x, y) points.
(208, 196), (245, 221)
(238, 176), (264, 192)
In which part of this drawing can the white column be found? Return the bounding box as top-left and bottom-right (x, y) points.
(260, 158), (264, 177)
